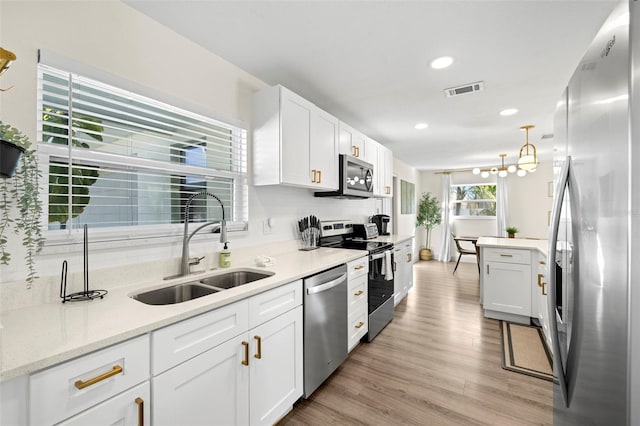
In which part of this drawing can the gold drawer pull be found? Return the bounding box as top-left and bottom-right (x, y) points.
(537, 273), (544, 287)
(352, 146), (357, 156)
(241, 341), (249, 366)
(135, 397), (144, 426)
(254, 335), (262, 359)
(355, 146), (360, 157)
(311, 169), (317, 183)
(500, 254), (513, 257)
(354, 290), (364, 296)
(317, 170), (322, 184)
(355, 321), (365, 329)
(541, 282), (547, 296)
(74, 365), (123, 390)
(354, 265), (364, 270)
(539, 260), (546, 265)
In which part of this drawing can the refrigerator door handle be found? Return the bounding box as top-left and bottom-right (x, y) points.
(547, 155), (571, 407)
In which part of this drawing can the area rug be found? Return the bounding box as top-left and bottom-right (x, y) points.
(499, 321), (553, 382)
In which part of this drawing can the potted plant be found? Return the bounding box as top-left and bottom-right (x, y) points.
(416, 192), (442, 260)
(0, 120), (45, 286)
(506, 226), (518, 238)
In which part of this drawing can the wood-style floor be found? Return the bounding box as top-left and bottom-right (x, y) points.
(279, 261), (552, 426)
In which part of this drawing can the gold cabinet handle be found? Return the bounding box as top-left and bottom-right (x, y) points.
(500, 254), (513, 257)
(317, 170), (322, 184)
(135, 397), (144, 426)
(311, 169), (317, 183)
(352, 145), (357, 156)
(254, 335), (262, 359)
(541, 282), (548, 296)
(241, 341), (249, 366)
(354, 290), (364, 296)
(539, 260), (546, 265)
(354, 265), (364, 271)
(74, 365), (123, 390)
(406, 253), (411, 262)
(486, 264), (490, 274)
(537, 273), (544, 287)
(355, 321), (365, 329)
(356, 146), (360, 157)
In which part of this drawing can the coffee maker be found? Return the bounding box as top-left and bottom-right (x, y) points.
(370, 214), (390, 235)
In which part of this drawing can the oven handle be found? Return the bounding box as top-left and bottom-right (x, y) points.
(306, 273), (347, 295)
(370, 250), (392, 261)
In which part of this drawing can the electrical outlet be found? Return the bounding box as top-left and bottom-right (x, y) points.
(263, 219), (272, 235)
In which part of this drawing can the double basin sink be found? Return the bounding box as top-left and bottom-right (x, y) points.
(131, 269), (274, 305)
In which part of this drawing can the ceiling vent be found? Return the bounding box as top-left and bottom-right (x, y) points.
(444, 81), (484, 98)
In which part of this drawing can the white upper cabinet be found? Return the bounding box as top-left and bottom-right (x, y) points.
(253, 85), (339, 190)
(338, 121), (366, 159)
(371, 141), (392, 198)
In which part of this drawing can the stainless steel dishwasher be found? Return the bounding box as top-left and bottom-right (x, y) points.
(303, 264), (348, 398)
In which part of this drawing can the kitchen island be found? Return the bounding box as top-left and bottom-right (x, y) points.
(476, 237), (549, 326)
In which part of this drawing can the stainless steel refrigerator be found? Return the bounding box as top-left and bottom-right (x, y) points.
(549, 1), (640, 424)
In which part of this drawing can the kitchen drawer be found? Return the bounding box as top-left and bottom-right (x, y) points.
(57, 382), (150, 426)
(348, 307), (368, 352)
(347, 257), (368, 280)
(483, 247), (530, 264)
(348, 274), (367, 311)
(248, 280), (302, 329)
(152, 300), (249, 375)
(29, 335), (150, 426)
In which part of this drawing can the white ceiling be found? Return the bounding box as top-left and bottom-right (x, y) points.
(125, 0), (618, 171)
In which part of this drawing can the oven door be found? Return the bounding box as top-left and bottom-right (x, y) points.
(368, 249), (394, 314)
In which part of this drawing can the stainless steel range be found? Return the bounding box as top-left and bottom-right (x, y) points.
(319, 220), (394, 342)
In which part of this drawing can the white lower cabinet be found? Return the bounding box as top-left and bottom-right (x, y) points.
(58, 382), (150, 426)
(393, 238), (414, 306)
(536, 253), (553, 351)
(153, 335), (250, 426)
(152, 280), (303, 426)
(346, 257), (368, 351)
(249, 306), (303, 425)
(482, 248), (532, 322)
(29, 335), (150, 426)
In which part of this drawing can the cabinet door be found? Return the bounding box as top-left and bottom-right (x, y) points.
(249, 306), (303, 426)
(381, 145), (393, 197)
(393, 246), (406, 306)
(403, 240), (414, 291)
(58, 382), (150, 426)
(280, 88), (312, 186)
(484, 261), (532, 316)
(310, 109), (339, 190)
(536, 256), (552, 350)
(364, 137), (378, 171)
(153, 336), (249, 426)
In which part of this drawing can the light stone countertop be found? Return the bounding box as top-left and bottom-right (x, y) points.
(0, 242), (367, 381)
(366, 234), (414, 245)
(476, 237), (548, 257)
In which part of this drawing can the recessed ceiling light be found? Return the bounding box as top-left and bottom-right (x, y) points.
(430, 56), (454, 70)
(500, 108), (518, 116)
(414, 123), (429, 130)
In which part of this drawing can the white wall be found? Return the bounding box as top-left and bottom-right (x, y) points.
(0, 1), (385, 304)
(507, 161), (553, 239)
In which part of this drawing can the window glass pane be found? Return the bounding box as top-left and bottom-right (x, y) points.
(450, 184), (496, 216)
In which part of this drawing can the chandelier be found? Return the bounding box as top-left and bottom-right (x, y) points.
(472, 153), (523, 178)
(517, 124), (537, 172)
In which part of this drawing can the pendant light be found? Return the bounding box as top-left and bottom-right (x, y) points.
(517, 125), (537, 172)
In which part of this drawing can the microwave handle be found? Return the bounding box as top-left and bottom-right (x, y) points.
(365, 168), (373, 191)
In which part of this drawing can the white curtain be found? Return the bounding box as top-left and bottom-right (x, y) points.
(496, 176), (509, 237)
(438, 173), (452, 262)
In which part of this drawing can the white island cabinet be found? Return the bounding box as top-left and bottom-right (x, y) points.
(152, 280), (303, 426)
(252, 85), (339, 190)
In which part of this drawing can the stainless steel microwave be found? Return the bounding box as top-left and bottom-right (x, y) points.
(315, 154), (373, 199)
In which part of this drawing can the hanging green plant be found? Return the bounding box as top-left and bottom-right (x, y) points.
(0, 120), (45, 286)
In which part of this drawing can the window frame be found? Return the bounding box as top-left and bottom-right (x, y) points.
(37, 64), (249, 246)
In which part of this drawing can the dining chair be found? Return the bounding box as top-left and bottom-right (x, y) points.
(451, 233), (480, 274)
